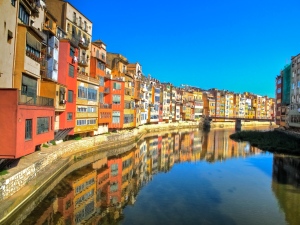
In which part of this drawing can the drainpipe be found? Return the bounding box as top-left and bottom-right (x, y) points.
(12, 0), (20, 88)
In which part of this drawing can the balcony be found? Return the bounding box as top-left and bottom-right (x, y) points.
(104, 73), (112, 80)
(99, 103), (112, 109)
(18, 91), (54, 107)
(70, 35), (79, 47)
(78, 56), (88, 67)
(77, 72), (99, 85)
(26, 50), (42, 64)
(78, 38), (89, 50)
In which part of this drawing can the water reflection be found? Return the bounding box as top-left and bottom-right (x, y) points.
(272, 155), (300, 225)
(16, 128), (300, 225)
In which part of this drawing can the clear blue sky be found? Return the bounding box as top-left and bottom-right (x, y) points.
(69, 0), (300, 98)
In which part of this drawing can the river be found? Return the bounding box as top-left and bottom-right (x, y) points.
(11, 127), (300, 225)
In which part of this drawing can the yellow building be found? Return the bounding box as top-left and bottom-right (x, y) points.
(68, 166), (97, 224)
(193, 89), (204, 120)
(121, 150), (134, 205)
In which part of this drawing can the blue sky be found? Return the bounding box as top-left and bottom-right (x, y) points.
(69, 0), (300, 98)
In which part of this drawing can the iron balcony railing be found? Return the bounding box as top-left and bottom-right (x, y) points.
(78, 56), (88, 67)
(99, 103), (112, 109)
(18, 91), (54, 107)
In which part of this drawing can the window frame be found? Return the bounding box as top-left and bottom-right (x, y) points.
(25, 119), (32, 140)
(37, 117), (49, 134)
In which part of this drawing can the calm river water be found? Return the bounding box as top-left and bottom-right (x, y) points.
(16, 127), (300, 225)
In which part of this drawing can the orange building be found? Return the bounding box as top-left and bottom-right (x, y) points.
(90, 40), (112, 134)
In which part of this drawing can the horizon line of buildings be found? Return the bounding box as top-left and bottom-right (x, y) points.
(0, 0), (275, 159)
(276, 56), (300, 129)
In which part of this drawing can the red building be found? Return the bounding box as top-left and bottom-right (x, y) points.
(107, 156), (123, 205)
(57, 39), (78, 137)
(105, 76), (125, 130)
(0, 89), (54, 158)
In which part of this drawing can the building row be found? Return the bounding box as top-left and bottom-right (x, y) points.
(275, 56), (300, 129)
(0, 0), (275, 159)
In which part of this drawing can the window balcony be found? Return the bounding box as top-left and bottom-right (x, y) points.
(78, 38), (89, 50)
(99, 103), (112, 109)
(26, 50), (42, 64)
(78, 56), (88, 67)
(18, 91), (54, 107)
(77, 71), (99, 85)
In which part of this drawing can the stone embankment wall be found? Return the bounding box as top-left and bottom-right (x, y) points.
(211, 121), (272, 129)
(0, 121), (200, 201)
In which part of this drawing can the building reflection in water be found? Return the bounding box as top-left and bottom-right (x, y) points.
(272, 155), (300, 225)
(19, 129), (262, 225)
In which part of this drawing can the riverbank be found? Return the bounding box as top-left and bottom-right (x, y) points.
(210, 120), (273, 129)
(230, 128), (300, 156)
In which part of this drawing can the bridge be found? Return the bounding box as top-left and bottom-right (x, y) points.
(204, 116), (274, 130)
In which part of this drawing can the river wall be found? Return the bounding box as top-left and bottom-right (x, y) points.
(210, 121), (273, 129)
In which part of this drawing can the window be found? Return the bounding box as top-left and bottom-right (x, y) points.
(25, 119), (32, 140)
(77, 106), (87, 112)
(67, 112), (73, 121)
(70, 46), (75, 57)
(68, 90), (73, 102)
(112, 111), (120, 124)
(78, 86), (87, 99)
(59, 88), (65, 102)
(113, 82), (121, 90)
(292, 83), (295, 90)
(111, 163), (118, 176)
(99, 76), (104, 86)
(19, 4), (29, 25)
(298, 81), (300, 88)
(77, 119), (87, 126)
(69, 64), (74, 77)
(87, 106), (96, 113)
(124, 114), (134, 124)
(277, 88), (281, 93)
(22, 74), (37, 97)
(112, 95), (121, 104)
(97, 61), (105, 70)
(73, 12), (76, 23)
(11, 0), (16, 6)
(87, 119), (96, 125)
(99, 92), (104, 104)
(37, 117), (49, 134)
(88, 88), (97, 101)
(277, 79), (281, 84)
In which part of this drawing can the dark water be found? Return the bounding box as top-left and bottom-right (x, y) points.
(16, 127), (300, 225)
